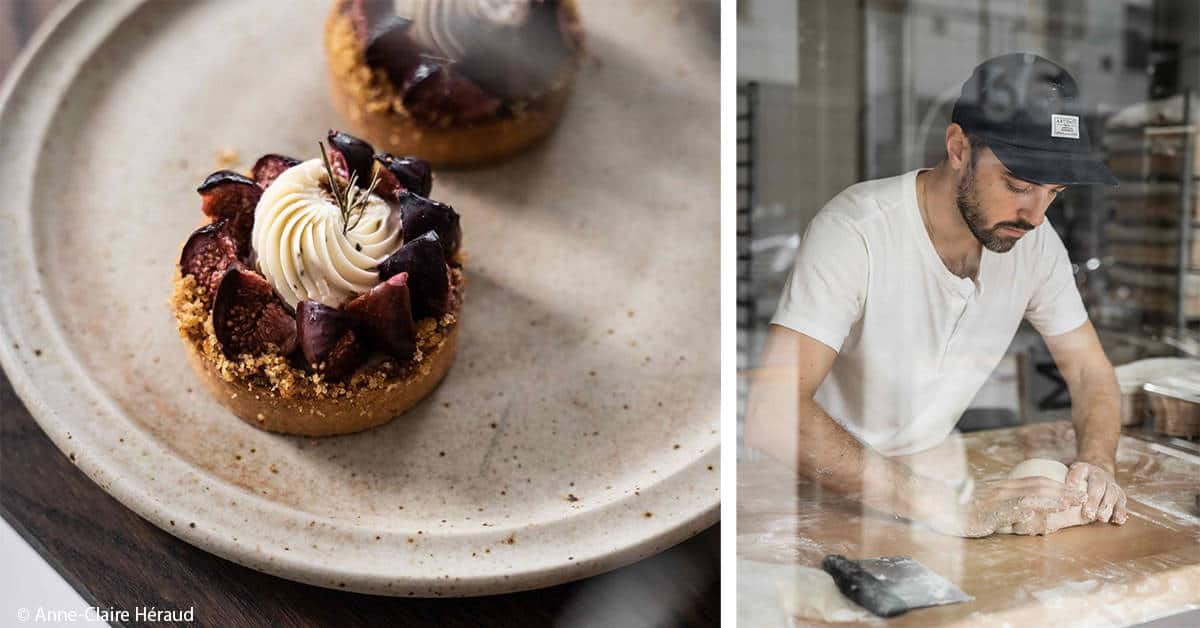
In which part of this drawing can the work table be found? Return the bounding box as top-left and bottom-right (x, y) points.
(738, 421), (1200, 627)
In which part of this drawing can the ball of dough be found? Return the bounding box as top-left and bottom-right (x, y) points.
(1008, 458), (1070, 482)
(997, 458), (1088, 534)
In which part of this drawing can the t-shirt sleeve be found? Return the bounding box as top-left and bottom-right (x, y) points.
(1024, 224), (1089, 337)
(770, 214), (868, 352)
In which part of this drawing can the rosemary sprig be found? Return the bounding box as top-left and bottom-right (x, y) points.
(318, 141), (382, 237)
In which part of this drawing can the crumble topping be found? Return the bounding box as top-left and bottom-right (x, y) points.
(171, 266), (464, 400)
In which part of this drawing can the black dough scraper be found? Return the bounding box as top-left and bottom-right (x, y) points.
(821, 554), (972, 618)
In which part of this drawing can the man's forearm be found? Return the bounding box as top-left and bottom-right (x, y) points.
(744, 391), (957, 522)
(1068, 364), (1122, 473)
(743, 327), (961, 526)
(1043, 322), (1123, 474)
(798, 400), (961, 522)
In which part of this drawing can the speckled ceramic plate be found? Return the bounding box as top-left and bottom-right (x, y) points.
(0, 0), (719, 596)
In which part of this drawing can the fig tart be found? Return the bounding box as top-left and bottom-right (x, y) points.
(324, 0), (584, 167)
(171, 130), (465, 436)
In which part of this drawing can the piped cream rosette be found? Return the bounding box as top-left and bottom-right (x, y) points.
(251, 159), (401, 309)
(395, 0), (531, 60)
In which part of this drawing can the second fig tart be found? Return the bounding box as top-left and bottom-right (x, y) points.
(324, 0), (584, 167)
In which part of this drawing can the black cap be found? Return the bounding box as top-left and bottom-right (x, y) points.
(952, 53), (1117, 186)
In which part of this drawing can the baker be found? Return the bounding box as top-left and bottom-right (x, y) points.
(744, 53), (1128, 537)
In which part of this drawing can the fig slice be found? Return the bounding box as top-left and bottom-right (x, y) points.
(251, 154), (301, 188)
(197, 170), (261, 252)
(373, 163), (403, 202)
(364, 14), (420, 83)
(296, 300), (353, 368)
(212, 268), (298, 359)
(180, 219), (240, 298)
(377, 231), (449, 320)
(374, 153), (432, 198)
(327, 130), (376, 188)
(296, 300), (365, 380)
(402, 62), (502, 126)
(198, 170), (261, 219)
(345, 272), (417, 362)
(357, 10), (499, 125)
(399, 192), (461, 257)
(322, 329), (367, 382)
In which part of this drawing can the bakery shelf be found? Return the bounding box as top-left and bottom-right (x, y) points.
(1104, 124), (1197, 136)
(1100, 91), (1199, 335)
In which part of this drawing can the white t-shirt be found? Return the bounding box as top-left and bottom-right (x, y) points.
(771, 169), (1088, 456)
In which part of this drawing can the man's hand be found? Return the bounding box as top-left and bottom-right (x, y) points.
(1042, 321), (1125, 524)
(1007, 511), (1068, 536)
(922, 477), (1086, 538)
(1066, 461), (1128, 525)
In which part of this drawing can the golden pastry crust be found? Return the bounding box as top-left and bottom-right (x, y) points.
(323, 0), (582, 167)
(171, 266), (465, 436)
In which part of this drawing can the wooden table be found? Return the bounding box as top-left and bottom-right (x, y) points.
(738, 422), (1200, 627)
(0, 5), (719, 626)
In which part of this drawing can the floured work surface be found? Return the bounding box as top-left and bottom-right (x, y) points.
(738, 422), (1200, 627)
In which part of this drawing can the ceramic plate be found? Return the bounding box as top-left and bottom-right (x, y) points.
(0, 0), (719, 596)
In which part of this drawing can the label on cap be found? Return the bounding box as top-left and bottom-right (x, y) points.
(1051, 114), (1079, 139)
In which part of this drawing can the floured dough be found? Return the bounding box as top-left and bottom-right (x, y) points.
(738, 560), (871, 626)
(776, 566), (872, 624)
(997, 458), (1089, 534)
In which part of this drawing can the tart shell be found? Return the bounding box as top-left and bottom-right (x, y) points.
(172, 268), (464, 437)
(323, 0), (581, 168)
(182, 321), (459, 436)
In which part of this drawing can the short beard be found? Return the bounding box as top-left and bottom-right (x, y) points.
(955, 158), (1030, 253)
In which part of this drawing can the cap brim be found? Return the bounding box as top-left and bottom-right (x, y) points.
(988, 138), (1119, 187)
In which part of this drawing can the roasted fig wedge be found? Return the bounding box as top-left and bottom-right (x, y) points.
(296, 300), (354, 368)
(364, 14), (421, 84)
(197, 170), (261, 252)
(373, 164), (403, 202)
(402, 62), (502, 125)
(377, 231), (448, 319)
(180, 220), (241, 299)
(355, 4), (498, 125)
(375, 153), (432, 198)
(399, 192), (461, 257)
(297, 299), (366, 380)
(327, 130), (376, 188)
(345, 272), (417, 362)
(212, 268), (298, 359)
(251, 154), (301, 188)
(322, 329), (367, 382)
(198, 170), (261, 219)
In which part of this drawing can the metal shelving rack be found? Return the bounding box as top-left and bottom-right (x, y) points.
(1177, 92), (1196, 334)
(1101, 91), (1199, 342)
(736, 82), (758, 421)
